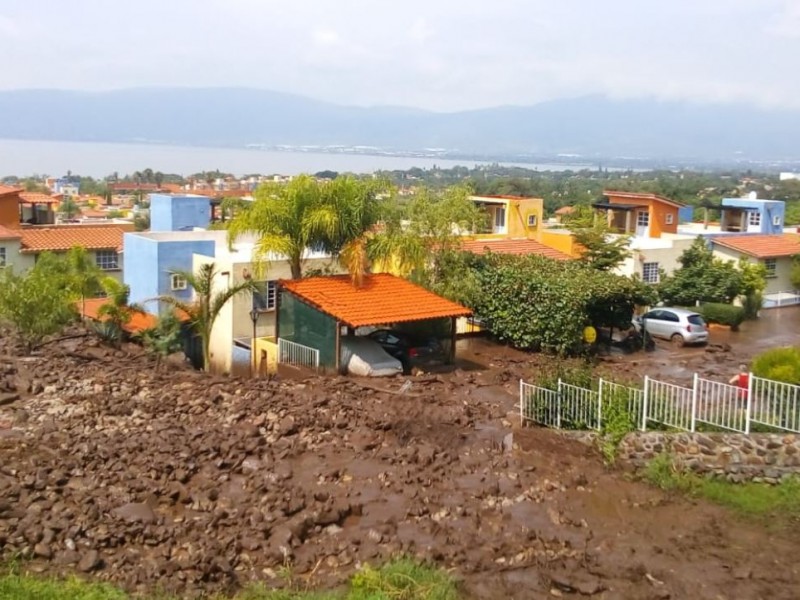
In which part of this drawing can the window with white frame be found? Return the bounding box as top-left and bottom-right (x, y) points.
(642, 262), (660, 284)
(0, 247), (5, 267)
(170, 273), (187, 291)
(95, 250), (119, 270)
(494, 206), (506, 228)
(637, 211), (650, 226)
(253, 280), (277, 311)
(665, 213), (674, 225)
(748, 211), (761, 227)
(773, 215), (782, 226)
(764, 258), (777, 278)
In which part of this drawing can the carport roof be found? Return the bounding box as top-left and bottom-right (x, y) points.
(280, 273), (472, 328)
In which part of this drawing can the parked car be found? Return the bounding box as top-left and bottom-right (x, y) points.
(367, 329), (444, 371)
(341, 336), (403, 377)
(633, 308), (708, 347)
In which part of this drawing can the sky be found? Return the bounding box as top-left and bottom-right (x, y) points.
(1, 0), (799, 112)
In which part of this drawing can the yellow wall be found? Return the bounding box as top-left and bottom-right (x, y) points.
(507, 197), (544, 240)
(540, 230), (582, 257)
(255, 337), (278, 375)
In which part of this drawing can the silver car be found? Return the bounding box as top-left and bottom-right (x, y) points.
(634, 307), (708, 347)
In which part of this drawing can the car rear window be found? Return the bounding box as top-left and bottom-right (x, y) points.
(687, 315), (705, 326)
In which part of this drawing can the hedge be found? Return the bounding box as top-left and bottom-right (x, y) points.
(699, 302), (745, 330)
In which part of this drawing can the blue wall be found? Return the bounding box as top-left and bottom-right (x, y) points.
(150, 194), (211, 232)
(721, 198), (785, 234)
(124, 233), (215, 310)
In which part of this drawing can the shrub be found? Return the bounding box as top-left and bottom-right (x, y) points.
(741, 291), (763, 320)
(752, 347), (800, 385)
(699, 302), (745, 330)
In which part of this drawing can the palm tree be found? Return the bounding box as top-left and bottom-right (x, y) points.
(64, 246), (103, 316)
(226, 174), (392, 283)
(96, 277), (135, 346)
(156, 262), (255, 372)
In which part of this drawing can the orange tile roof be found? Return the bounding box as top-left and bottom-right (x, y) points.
(19, 192), (60, 204)
(554, 206), (575, 215)
(19, 225), (127, 253)
(0, 224), (21, 240)
(603, 190), (686, 208)
(712, 234), (800, 258)
(280, 273), (472, 327)
(80, 298), (158, 334)
(0, 185), (22, 196)
(460, 238), (572, 260)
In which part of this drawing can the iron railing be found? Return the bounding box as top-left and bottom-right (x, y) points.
(277, 338), (320, 369)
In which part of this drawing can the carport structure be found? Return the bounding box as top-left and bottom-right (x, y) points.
(277, 273), (472, 373)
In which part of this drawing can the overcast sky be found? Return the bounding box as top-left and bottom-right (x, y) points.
(1, 0), (798, 112)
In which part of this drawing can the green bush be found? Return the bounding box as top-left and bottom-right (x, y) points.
(699, 302), (745, 330)
(741, 291), (763, 320)
(752, 347), (800, 385)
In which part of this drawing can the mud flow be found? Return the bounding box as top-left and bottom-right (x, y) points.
(1, 314), (799, 599)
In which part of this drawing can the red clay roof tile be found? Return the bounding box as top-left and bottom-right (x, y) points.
(603, 190), (685, 208)
(280, 273), (471, 328)
(80, 298), (158, 334)
(0, 224), (21, 240)
(19, 225), (127, 253)
(712, 234), (800, 258)
(460, 238), (572, 260)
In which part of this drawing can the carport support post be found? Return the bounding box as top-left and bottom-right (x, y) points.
(449, 317), (457, 364)
(334, 320), (342, 374)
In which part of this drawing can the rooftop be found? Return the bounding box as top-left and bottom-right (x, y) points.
(0, 185), (22, 196)
(603, 190), (686, 208)
(80, 298), (158, 334)
(19, 224), (129, 253)
(460, 238), (572, 260)
(19, 192), (60, 204)
(281, 273), (472, 328)
(0, 224), (21, 240)
(711, 234), (800, 258)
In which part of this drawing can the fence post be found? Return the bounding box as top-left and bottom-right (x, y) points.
(598, 378), (604, 431)
(642, 376), (650, 431)
(691, 373), (698, 433)
(745, 371), (753, 434)
(519, 379), (524, 426)
(556, 378), (563, 429)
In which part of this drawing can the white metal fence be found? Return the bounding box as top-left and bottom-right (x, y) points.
(520, 372), (800, 435)
(277, 338), (320, 369)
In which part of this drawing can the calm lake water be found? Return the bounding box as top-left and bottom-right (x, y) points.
(0, 138), (604, 178)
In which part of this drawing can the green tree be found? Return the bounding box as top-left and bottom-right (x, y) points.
(58, 196), (81, 220)
(792, 256), (800, 290)
(658, 237), (743, 306)
(226, 174), (390, 282)
(572, 225), (632, 271)
(0, 266), (77, 352)
(156, 262), (255, 371)
(135, 313), (184, 371)
(95, 278), (135, 346)
(34, 248), (104, 317)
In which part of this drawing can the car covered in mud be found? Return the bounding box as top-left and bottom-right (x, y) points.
(633, 307), (708, 347)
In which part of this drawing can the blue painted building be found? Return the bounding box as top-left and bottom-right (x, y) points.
(123, 231), (220, 308)
(720, 195), (785, 234)
(150, 193), (212, 232)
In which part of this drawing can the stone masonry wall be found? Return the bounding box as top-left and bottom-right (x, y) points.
(562, 431), (800, 483)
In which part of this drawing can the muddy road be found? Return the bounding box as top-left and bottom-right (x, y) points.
(1, 320), (799, 599)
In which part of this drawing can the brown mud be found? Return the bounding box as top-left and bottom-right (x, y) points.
(1, 311), (799, 599)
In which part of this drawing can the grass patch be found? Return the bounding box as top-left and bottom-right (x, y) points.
(643, 453), (800, 523)
(0, 559), (458, 600)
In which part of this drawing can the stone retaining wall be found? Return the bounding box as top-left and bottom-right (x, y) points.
(563, 431), (800, 483)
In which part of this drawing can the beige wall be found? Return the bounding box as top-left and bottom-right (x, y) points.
(0, 239), (23, 270)
(198, 253), (341, 374)
(713, 246), (795, 295)
(615, 237), (697, 282)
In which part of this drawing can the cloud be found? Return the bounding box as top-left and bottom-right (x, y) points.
(0, 0), (798, 111)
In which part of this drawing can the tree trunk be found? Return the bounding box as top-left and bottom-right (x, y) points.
(290, 258), (302, 279)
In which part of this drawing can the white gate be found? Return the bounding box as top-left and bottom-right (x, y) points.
(558, 379), (601, 430)
(750, 375), (800, 433)
(277, 338), (320, 369)
(520, 381), (561, 427)
(694, 374), (750, 433)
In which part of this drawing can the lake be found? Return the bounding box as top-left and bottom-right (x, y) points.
(0, 138), (605, 178)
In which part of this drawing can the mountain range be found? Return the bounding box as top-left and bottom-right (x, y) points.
(0, 87), (799, 163)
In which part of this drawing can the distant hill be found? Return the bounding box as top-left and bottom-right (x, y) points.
(0, 87), (799, 162)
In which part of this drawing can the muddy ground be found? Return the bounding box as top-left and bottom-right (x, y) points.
(1, 309), (799, 599)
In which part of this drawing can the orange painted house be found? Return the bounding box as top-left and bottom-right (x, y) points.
(594, 191), (685, 238)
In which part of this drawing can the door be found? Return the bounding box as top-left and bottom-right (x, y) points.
(636, 210), (650, 237)
(641, 310), (665, 338)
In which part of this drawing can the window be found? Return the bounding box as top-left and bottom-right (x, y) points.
(527, 214), (538, 227)
(95, 250), (119, 270)
(764, 258), (777, 278)
(494, 206), (506, 228)
(773, 215), (782, 226)
(253, 280), (277, 311)
(642, 262), (660, 284)
(665, 213), (674, 225)
(637, 211), (650, 226)
(748, 211), (761, 227)
(0, 247), (5, 268)
(170, 274), (187, 291)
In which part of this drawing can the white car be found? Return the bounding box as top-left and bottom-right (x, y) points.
(633, 308), (708, 347)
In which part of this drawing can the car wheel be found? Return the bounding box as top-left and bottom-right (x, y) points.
(671, 333), (686, 348)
